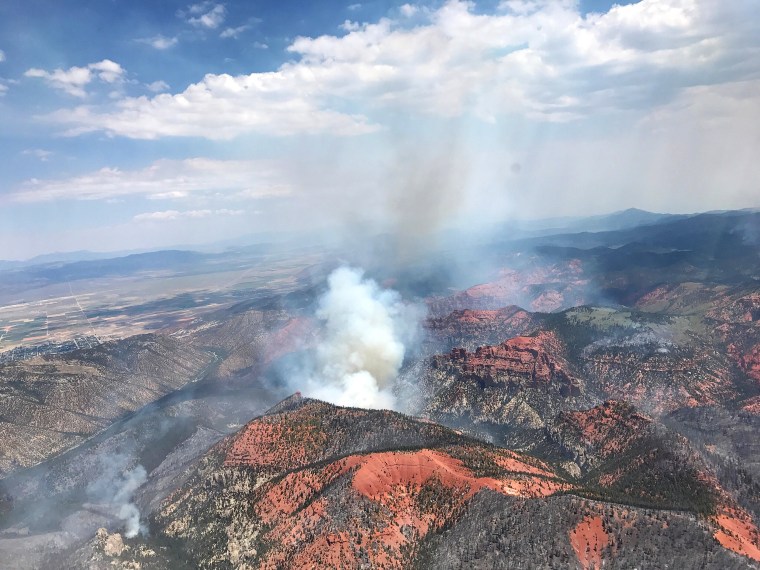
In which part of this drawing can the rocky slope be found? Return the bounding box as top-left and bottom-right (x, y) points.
(417, 300), (757, 424)
(132, 396), (571, 569)
(180, 307), (317, 383)
(67, 396), (760, 569)
(425, 306), (540, 351)
(427, 258), (590, 316)
(542, 401), (718, 511)
(5, 210), (760, 568)
(408, 330), (595, 447)
(0, 334), (212, 477)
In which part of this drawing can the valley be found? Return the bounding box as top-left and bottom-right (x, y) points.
(0, 209), (758, 568)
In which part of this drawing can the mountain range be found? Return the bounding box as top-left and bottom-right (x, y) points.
(0, 208), (758, 569)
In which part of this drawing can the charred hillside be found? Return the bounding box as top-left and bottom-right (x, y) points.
(0, 334), (212, 477)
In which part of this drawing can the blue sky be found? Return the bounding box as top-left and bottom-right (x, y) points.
(0, 0), (758, 259)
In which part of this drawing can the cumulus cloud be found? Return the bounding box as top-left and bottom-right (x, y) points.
(89, 60), (125, 83)
(32, 0), (760, 136)
(133, 208), (244, 222)
(220, 24), (250, 39)
(146, 80), (170, 92)
(296, 267), (420, 410)
(399, 4), (418, 17)
(138, 35), (178, 50)
(11, 158), (290, 202)
(183, 1), (227, 29)
(45, 75), (379, 138)
(0, 49), (5, 62)
(25, 66), (92, 97)
(25, 59), (125, 97)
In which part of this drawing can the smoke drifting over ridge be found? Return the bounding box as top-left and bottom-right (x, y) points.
(297, 267), (420, 410)
(87, 454), (147, 538)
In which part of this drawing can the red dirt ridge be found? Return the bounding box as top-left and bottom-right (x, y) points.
(444, 331), (581, 395)
(713, 507), (760, 562)
(570, 515), (610, 570)
(442, 307), (534, 329)
(224, 405), (330, 471)
(427, 259), (588, 315)
(254, 447), (570, 569)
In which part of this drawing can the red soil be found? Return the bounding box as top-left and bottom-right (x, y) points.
(451, 307), (532, 326)
(530, 290), (565, 312)
(351, 450), (474, 500)
(561, 401), (651, 457)
(446, 331), (579, 393)
(451, 309), (501, 323)
(738, 343), (760, 383)
(491, 449), (555, 477)
(713, 508), (760, 562)
(740, 396), (760, 414)
(433, 259), (587, 314)
(224, 405), (330, 471)
(569, 515), (609, 570)
(465, 271), (524, 300)
(707, 293), (760, 323)
(255, 447), (570, 569)
(262, 317), (316, 365)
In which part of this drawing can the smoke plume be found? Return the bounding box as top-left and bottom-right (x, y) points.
(299, 267), (419, 410)
(87, 453), (147, 538)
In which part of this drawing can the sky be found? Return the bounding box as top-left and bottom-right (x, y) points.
(0, 0), (759, 260)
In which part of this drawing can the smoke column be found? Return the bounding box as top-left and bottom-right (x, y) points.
(300, 267), (418, 410)
(87, 454), (147, 538)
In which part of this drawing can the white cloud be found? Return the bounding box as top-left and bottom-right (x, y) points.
(184, 2), (226, 29)
(147, 190), (188, 200)
(220, 25), (250, 39)
(399, 4), (418, 17)
(31, 1), (760, 136)
(11, 158), (290, 202)
(89, 59), (125, 83)
(24, 59), (125, 97)
(0, 49), (5, 62)
(146, 80), (170, 92)
(252, 41), (268, 49)
(21, 149), (53, 161)
(139, 35), (178, 50)
(25, 66), (91, 97)
(133, 208), (244, 222)
(0, 83), (7, 96)
(347, 4), (362, 11)
(45, 73), (379, 138)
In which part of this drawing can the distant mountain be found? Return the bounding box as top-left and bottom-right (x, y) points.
(0, 208), (678, 273)
(0, 249), (147, 270)
(506, 207), (681, 236)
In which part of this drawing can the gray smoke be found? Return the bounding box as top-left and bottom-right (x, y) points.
(298, 266), (420, 410)
(385, 134), (470, 261)
(87, 453), (147, 538)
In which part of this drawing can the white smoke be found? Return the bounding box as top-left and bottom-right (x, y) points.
(87, 453), (147, 538)
(300, 267), (419, 410)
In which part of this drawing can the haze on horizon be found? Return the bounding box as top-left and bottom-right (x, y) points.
(1, 0), (758, 260)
